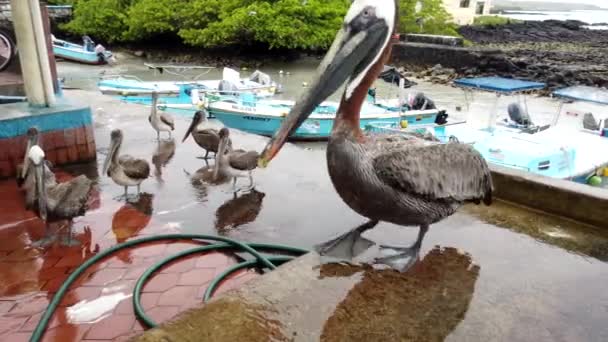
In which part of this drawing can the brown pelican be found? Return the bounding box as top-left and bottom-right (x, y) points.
(103, 129), (151, 199)
(257, 0), (493, 272)
(23, 145), (94, 246)
(215, 128), (259, 189)
(182, 110), (232, 159)
(148, 92), (175, 140)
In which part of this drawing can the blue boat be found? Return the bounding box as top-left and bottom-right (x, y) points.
(97, 66), (282, 116)
(206, 92), (446, 140)
(52, 36), (113, 65)
(367, 78), (608, 186)
(552, 85), (608, 187)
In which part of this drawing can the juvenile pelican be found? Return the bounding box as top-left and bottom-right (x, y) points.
(215, 128), (259, 189)
(17, 127), (50, 187)
(148, 92), (175, 140)
(182, 110), (232, 159)
(258, 0), (492, 272)
(103, 129), (151, 199)
(23, 145), (94, 246)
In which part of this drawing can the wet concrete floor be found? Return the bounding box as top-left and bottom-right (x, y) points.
(0, 59), (607, 341)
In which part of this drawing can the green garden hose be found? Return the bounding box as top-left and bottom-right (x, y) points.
(29, 234), (308, 342)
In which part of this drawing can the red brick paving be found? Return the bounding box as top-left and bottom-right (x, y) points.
(0, 179), (260, 341)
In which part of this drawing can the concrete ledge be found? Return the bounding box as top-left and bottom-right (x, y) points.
(0, 97), (96, 178)
(132, 248), (479, 342)
(490, 164), (608, 228)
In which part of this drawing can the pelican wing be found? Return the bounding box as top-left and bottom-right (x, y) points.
(119, 156), (151, 180)
(160, 113), (175, 130)
(229, 151), (259, 171)
(46, 175), (93, 218)
(373, 142), (492, 204)
(195, 129), (221, 150)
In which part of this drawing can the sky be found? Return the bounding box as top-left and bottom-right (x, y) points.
(506, 0), (608, 8)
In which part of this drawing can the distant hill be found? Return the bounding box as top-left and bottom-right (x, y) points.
(491, 1), (603, 12)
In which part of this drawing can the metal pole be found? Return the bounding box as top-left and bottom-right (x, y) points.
(40, 2), (59, 94)
(488, 93), (501, 131)
(553, 101), (564, 127)
(10, 0), (56, 106)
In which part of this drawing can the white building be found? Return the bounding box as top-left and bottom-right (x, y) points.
(443, 0), (493, 25)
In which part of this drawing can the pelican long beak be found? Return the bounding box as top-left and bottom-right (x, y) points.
(258, 10), (391, 167)
(183, 114), (200, 143)
(22, 139), (32, 179)
(35, 164), (47, 221)
(103, 139), (118, 174)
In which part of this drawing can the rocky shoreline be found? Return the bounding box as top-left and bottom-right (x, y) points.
(452, 20), (608, 91)
(117, 20), (608, 93)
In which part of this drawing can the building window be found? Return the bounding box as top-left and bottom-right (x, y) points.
(460, 0), (471, 8)
(476, 1), (485, 14)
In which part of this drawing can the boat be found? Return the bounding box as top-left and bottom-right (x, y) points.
(373, 78), (608, 187)
(552, 85), (608, 188)
(52, 35), (114, 65)
(206, 92), (446, 140)
(97, 66), (283, 114)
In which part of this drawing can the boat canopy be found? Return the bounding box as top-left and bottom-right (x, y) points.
(454, 77), (545, 94)
(552, 86), (608, 106)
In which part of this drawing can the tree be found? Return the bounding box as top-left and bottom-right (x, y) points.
(61, 0), (130, 42)
(178, 0), (349, 50)
(399, 0), (459, 36)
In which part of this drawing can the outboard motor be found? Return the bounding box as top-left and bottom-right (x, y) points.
(95, 44), (109, 63)
(218, 80), (239, 96)
(434, 110), (449, 125)
(507, 103), (533, 126)
(409, 92), (436, 110)
(582, 112), (600, 131)
(249, 70), (272, 86)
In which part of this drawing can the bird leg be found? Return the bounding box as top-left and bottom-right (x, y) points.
(314, 220), (378, 263)
(373, 224), (429, 273)
(31, 221), (58, 248)
(56, 220), (81, 247)
(196, 151), (211, 160)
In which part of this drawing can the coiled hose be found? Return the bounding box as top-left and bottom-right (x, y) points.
(29, 234), (308, 342)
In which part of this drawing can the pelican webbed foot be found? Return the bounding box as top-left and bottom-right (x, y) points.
(314, 220), (378, 264)
(373, 224), (429, 273)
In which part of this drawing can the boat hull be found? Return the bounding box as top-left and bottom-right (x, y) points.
(211, 108), (402, 140)
(53, 43), (112, 65)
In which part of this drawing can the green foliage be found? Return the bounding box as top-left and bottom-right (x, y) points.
(179, 0), (348, 49)
(60, 0), (460, 49)
(61, 0), (129, 43)
(399, 0), (459, 36)
(473, 15), (522, 26)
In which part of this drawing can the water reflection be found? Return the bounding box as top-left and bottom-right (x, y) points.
(215, 189), (266, 233)
(152, 138), (176, 183)
(111, 193), (153, 244)
(320, 247), (479, 341)
(111, 193), (153, 264)
(186, 159), (231, 201)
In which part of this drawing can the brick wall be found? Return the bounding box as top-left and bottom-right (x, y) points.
(0, 124), (96, 178)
